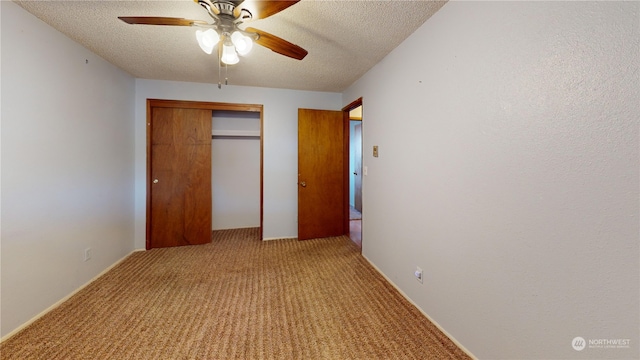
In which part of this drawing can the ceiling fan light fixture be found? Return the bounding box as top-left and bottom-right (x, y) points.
(221, 42), (239, 65)
(196, 28), (219, 54)
(231, 31), (253, 56)
(119, 0), (307, 89)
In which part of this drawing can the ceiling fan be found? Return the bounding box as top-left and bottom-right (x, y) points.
(119, 0), (307, 69)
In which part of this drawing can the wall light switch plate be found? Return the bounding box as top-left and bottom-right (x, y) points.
(373, 145), (379, 157)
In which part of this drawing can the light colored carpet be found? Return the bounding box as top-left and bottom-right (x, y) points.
(0, 228), (470, 359)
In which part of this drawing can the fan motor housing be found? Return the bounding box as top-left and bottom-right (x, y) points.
(213, 1), (241, 16)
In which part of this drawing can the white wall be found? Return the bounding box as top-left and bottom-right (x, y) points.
(1, 1), (136, 338)
(343, 1), (639, 359)
(135, 80), (341, 245)
(212, 111), (261, 230)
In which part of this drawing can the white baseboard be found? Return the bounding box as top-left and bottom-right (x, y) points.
(361, 254), (477, 360)
(0, 249), (143, 343)
(261, 236), (298, 241)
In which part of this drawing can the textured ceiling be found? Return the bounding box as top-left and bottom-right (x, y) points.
(14, 0), (447, 92)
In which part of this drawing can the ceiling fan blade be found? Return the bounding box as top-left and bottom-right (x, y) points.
(235, 0), (300, 20)
(118, 17), (207, 26)
(246, 27), (307, 60)
(196, 0), (220, 16)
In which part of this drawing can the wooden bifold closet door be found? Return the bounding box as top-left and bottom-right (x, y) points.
(149, 106), (212, 249)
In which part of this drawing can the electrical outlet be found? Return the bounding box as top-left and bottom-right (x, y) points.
(373, 145), (379, 157)
(414, 267), (423, 284)
(83, 248), (92, 262)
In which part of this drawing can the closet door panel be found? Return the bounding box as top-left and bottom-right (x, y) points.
(149, 107), (212, 248)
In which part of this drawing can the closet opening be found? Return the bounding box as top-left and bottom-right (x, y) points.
(211, 110), (261, 235)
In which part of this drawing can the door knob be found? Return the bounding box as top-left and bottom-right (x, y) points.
(300, 181), (306, 187)
(153, 179), (159, 184)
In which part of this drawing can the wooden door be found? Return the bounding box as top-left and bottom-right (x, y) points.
(149, 107), (212, 248)
(353, 123), (363, 212)
(298, 109), (345, 240)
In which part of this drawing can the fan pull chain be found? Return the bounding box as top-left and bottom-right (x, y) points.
(218, 44), (222, 89)
(225, 63), (229, 85)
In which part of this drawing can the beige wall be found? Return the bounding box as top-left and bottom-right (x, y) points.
(343, 2), (639, 359)
(1, 1), (136, 338)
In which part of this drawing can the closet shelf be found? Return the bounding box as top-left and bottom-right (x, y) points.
(212, 130), (260, 138)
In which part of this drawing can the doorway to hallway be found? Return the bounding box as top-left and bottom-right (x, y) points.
(345, 99), (363, 249)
